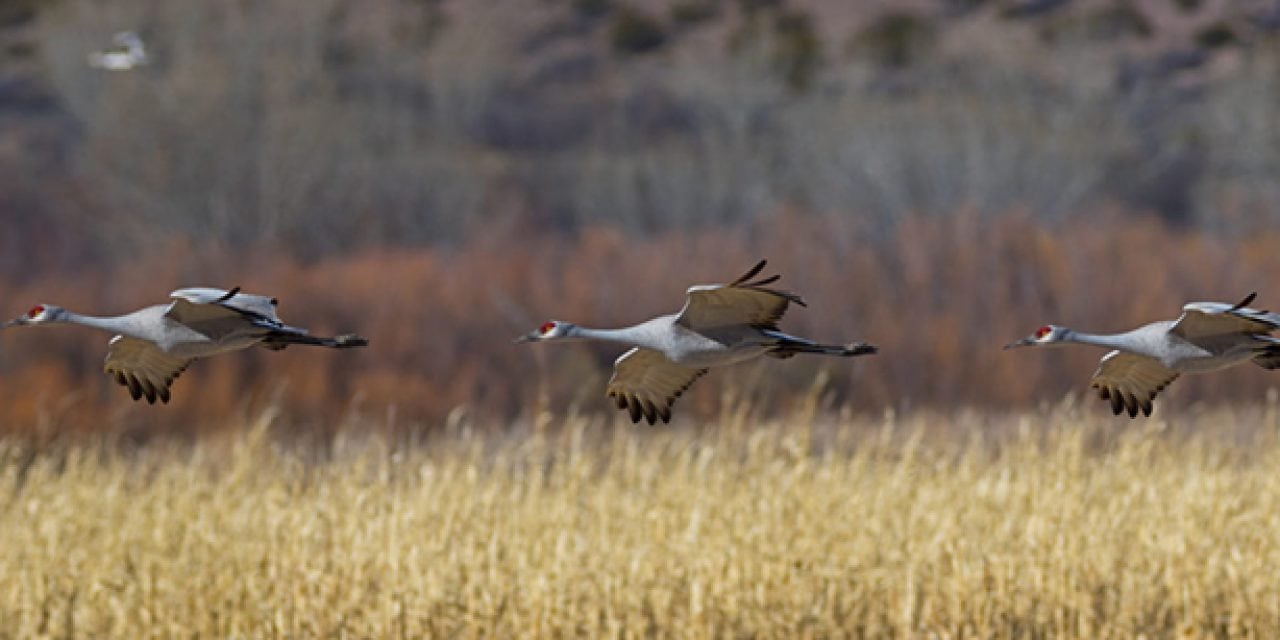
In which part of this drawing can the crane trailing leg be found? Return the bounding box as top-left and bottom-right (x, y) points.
(260, 329), (369, 351)
(761, 330), (878, 359)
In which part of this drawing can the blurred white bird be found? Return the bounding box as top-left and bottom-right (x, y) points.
(88, 31), (148, 70)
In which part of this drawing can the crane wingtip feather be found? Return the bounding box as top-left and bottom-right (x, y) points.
(215, 287), (242, 303)
(1231, 292), (1258, 311)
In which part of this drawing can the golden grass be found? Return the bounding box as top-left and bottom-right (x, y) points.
(3, 406), (1280, 638)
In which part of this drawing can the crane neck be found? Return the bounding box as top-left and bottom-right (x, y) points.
(566, 324), (657, 349)
(61, 311), (145, 338)
(1062, 329), (1137, 351)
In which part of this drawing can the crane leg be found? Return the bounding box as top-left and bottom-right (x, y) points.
(767, 337), (877, 358)
(260, 331), (369, 349)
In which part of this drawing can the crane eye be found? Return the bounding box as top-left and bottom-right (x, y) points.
(1035, 325), (1052, 339)
(539, 321), (556, 334)
(27, 305), (44, 318)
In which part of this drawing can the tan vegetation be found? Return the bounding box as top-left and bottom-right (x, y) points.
(3, 405), (1279, 637)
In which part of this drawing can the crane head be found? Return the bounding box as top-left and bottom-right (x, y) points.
(1004, 324), (1067, 349)
(3, 304), (64, 328)
(515, 320), (575, 343)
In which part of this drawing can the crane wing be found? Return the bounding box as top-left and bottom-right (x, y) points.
(675, 260), (806, 331)
(104, 335), (192, 404)
(1089, 351), (1179, 418)
(165, 288), (287, 342)
(606, 348), (707, 425)
(1170, 293), (1280, 340)
(168, 287), (282, 323)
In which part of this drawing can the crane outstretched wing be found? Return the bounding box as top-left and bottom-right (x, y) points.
(165, 287), (287, 341)
(1089, 351), (1179, 418)
(1171, 293), (1280, 339)
(606, 348), (707, 425)
(168, 288), (282, 323)
(103, 335), (192, 404)
(675, 260), (806, 331)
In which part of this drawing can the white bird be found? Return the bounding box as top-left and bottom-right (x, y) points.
(517, 260), (877, 424)
(1005, 292), (1280, 417)
(2, 287), (368, 404)
(88, 31), (148, 70)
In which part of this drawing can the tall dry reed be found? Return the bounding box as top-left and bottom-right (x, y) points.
(2, 404), (1278, 637)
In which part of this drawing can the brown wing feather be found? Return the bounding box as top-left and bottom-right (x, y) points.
(677, 260), (807, 330)
(1171, 295), (1280, 340)
(103, 336), (192, 404)
(606, 348), (707, 425)
(1089, 351), (1179, 418)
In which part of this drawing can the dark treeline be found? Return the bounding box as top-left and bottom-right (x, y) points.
(1, 0), (1278, 276)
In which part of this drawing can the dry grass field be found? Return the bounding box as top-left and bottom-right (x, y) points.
(3, 403), (1280, 638)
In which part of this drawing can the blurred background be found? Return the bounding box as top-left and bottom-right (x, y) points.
(1, 0), (1279, 439)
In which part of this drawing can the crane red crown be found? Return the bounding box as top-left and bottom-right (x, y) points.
(27, 305), (44, 317)
(1035, 325), (1052, 339)
(539, 321), (556, 334)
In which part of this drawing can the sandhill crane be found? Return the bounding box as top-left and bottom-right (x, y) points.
(88, 31), (148, 70)
(517, 260), (877, 424)
(1005, 292), (1280, 417)
(1, 287), (368, 404)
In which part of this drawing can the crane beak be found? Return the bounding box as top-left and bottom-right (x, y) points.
(1, 318), (24, 329)
(513, 332), (538, 344)
(1003, 337), (1035, 350)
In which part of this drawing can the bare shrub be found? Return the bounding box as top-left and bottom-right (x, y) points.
(3, 212), (1280, 436)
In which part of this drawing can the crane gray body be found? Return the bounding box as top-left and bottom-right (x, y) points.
(567, 314), (779, 368)
(1070, 321), (1261, 373)
(67, 305), (264, 358)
